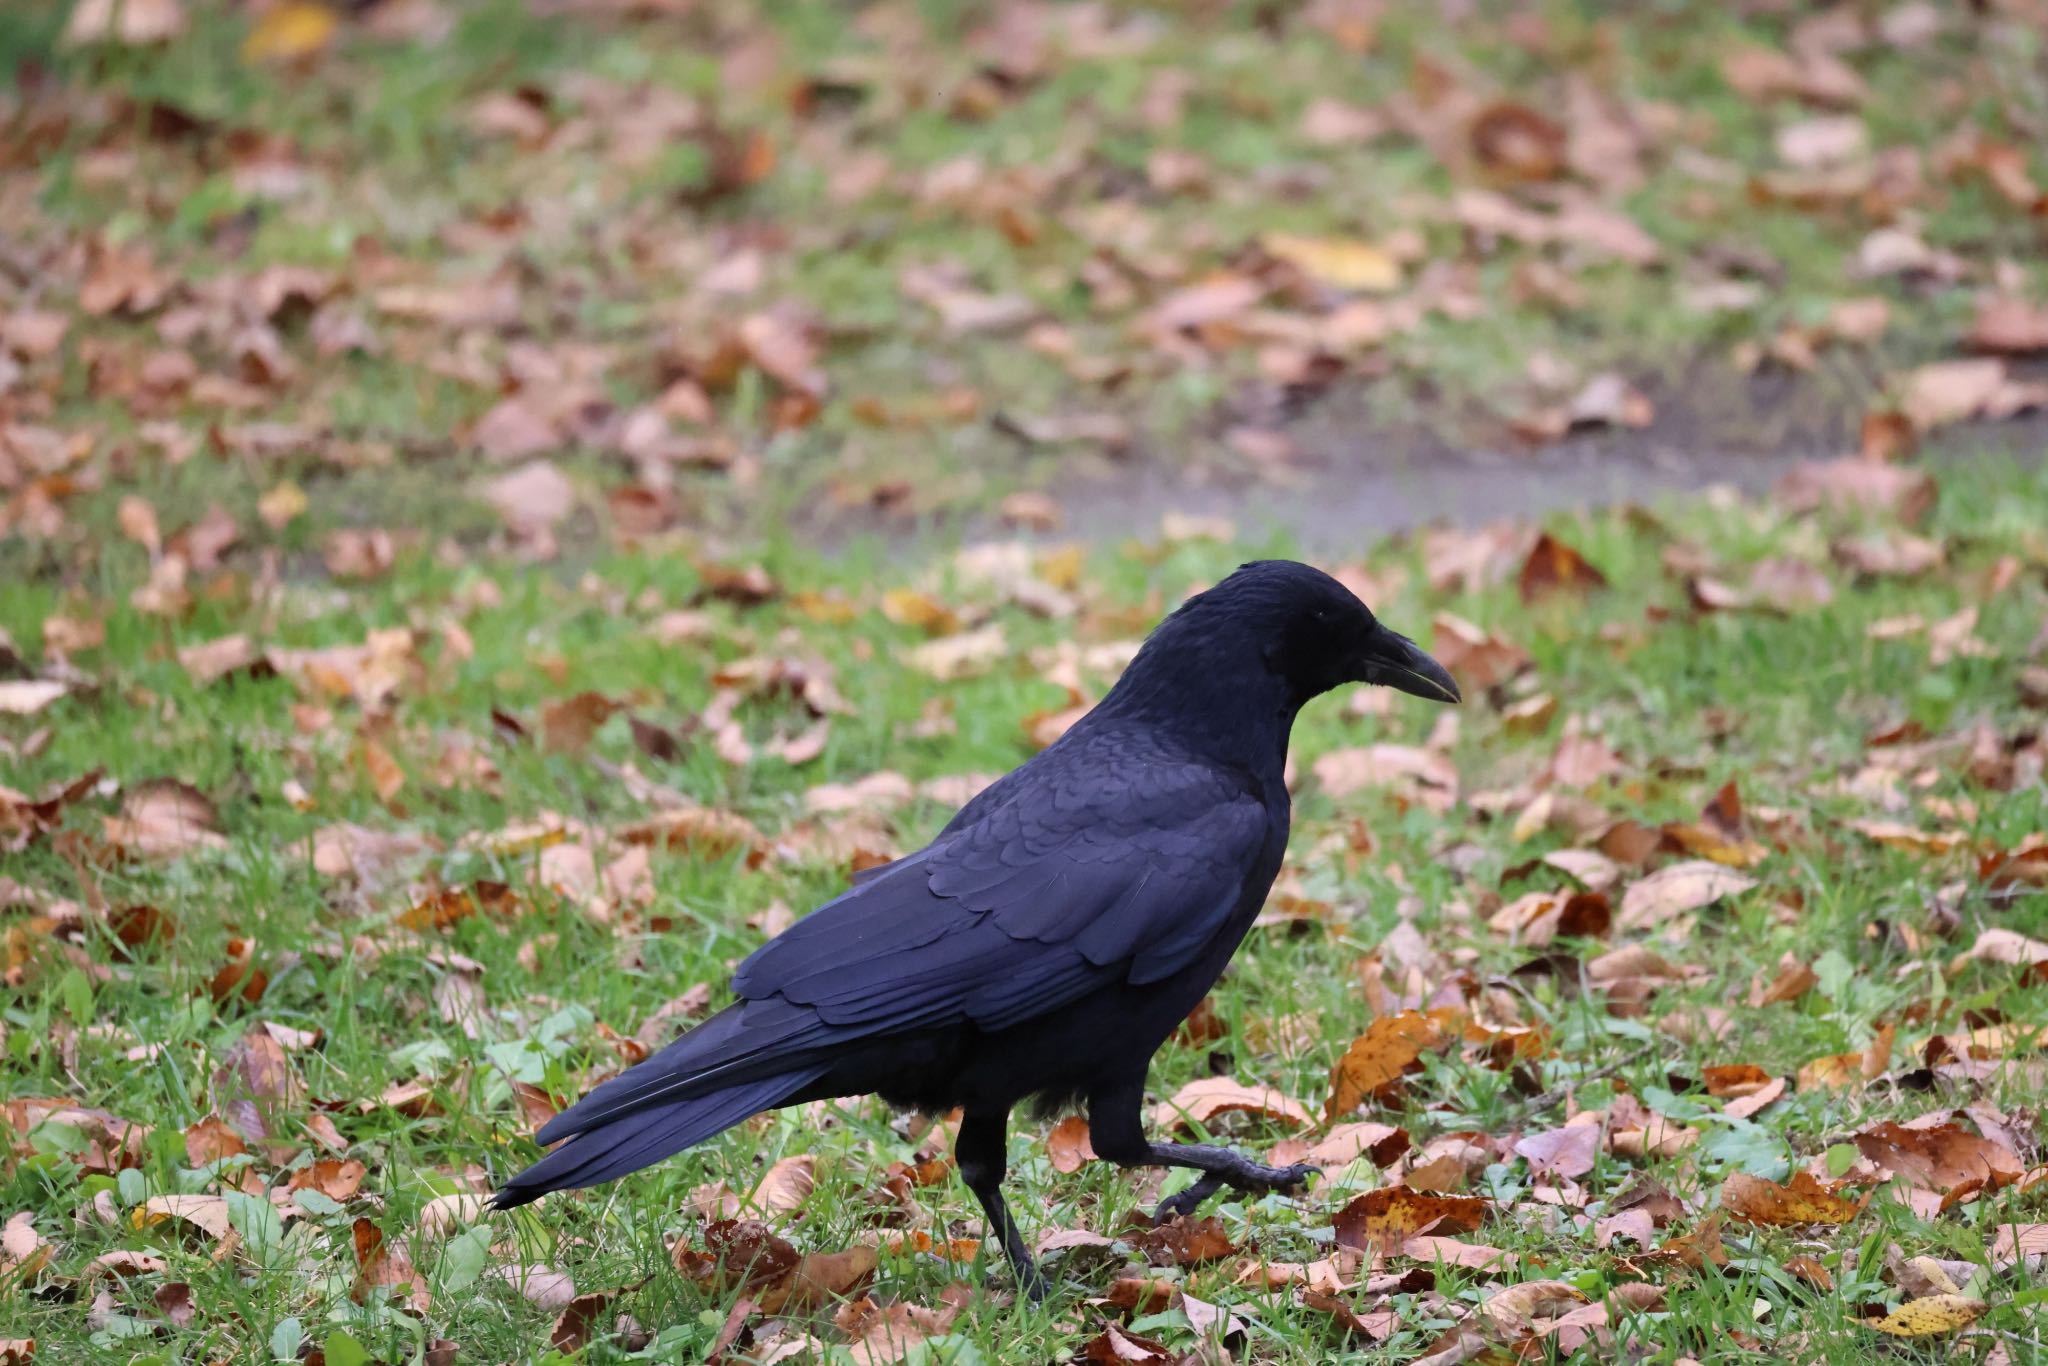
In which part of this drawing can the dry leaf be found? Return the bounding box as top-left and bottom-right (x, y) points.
(1325, 1011), (1447, 1119)
(1333, 1188), (1487, 1249)
(1152, 1078), (1313, 1133)
(1517, 532), (1608, 601)
(1720, 1171), (1865, 1226)
(1615, 861), (1756, 931)
(1865, 1295), (1989, 1337)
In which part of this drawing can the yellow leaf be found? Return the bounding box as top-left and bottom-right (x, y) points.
(258, 480), (309, 531)
(881, 588), (960, 635)
(1865, 1294), (1989, 1337)
(1263, 233), (1403, 292)
(241, 2), (338, 64)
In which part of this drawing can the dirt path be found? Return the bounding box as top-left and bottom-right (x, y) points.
(1046, 374), (2048, 551)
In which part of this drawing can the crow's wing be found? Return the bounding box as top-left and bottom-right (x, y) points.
(517, 744), (1270, 1153)
(733, 750), (1269, 1031)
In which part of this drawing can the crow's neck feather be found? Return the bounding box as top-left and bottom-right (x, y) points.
(1089, 619), (1304, 770)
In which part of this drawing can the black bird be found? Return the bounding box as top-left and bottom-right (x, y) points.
(493, 559), (1459, 1295)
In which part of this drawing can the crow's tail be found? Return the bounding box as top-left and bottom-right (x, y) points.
(490, 1064), (825, 1209)
(491, 1000), (839, 1210)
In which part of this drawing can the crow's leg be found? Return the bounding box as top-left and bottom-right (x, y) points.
(1086, 1084), (1316, 1225)
(955, 1107), (1047, 1301)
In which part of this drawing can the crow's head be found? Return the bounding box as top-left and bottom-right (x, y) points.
(1195, 559), (1460, 705)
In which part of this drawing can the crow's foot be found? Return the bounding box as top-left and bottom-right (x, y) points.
(1150, 1159), (1315, 1224)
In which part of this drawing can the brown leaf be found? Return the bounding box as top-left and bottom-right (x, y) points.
(1300, 1288), (1399, 1340)
(134, 1195), (231, 1240)
(177, 634), (265, 685)
(1333, 1188), (1487, 1250)
(550, 1287), (623, 1353)
(182, 1115), (247, 1165)
(1273, 1121), (1410, 1171)
(1147, 275), (1264, 334)
(1047, 1115), (1098, 1173)
(1721, 1171), (1865, 1226)
(0, 681), (67, 716)
(1325, 1011), (1448, 1120)
(1967, 296), (2048, 356)
(1748, 557), (1834, 613)
(323, 528), (396, 581)
(1703, 1064), (1774, 1098)
(749, 1155), (815, 1216)
(1128, 1214), (1237, 1267)
(1312, 744), (1458, 807)
(482, 460), (576, 534)
(1898, 358), (2044, 434)
(540, 692), (620, 754)
(1081, 1323), (1174, 1363)
(104, 779), (225, 859)
(737, 312), (826, 398)
(1776, 459), (1936, 526)
(1990, 1222), (2048, 1269)
(905, 626), (1008, 681)
(1430, 614), (1530, 691)
(1854, 1122), (2022, 1195)
(1517, 532), (1608, 602)
(1749, 953), (1819, 1007)
(1470, 102), (1567, 181)
(1153, 1077), (1313, 1134)
(288, 1158), (367, 1203)
(1615, 861), (1756, 931)
(838, 1286), (968, 1366)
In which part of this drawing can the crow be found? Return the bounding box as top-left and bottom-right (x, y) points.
(493, 559), (1459, 1296)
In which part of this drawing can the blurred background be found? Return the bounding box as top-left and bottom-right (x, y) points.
(5, 0), (2045, 556)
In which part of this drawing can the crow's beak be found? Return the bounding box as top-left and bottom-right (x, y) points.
(1359, 625), (1461, 703)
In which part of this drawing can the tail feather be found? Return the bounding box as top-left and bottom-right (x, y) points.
(534, 1000), (832, 1146)
(492, 1065), (825, 1209)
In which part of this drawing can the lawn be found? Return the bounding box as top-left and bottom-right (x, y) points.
(4, 2), (2048, 1364)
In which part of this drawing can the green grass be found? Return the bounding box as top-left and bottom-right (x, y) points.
(4, 453), (2047, 1363)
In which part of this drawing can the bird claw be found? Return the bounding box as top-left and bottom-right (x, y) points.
(1150, 1161), (1316, 1224)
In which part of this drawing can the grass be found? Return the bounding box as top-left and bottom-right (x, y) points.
(5, 1), (2048, 1362)
(5, 451), (2047, 1363)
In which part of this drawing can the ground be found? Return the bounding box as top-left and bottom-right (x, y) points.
(3, 2), (2048, 1364)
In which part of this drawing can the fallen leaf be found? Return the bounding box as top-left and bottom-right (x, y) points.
(1854, 1122), (2022, 1195)
(1514, 1124), (1600, 1179)
(1262, 233), (1402, 292)
(1720, 1171), (1865, 1226)
(1865, 1295), (1989, 1337)
(1153, 1078), (1313, 1133)
(1047, 1115), (1097, 1173)
(1517, 532), (1608, 602)
(1081, 1323), (1174, 1363)
(749, 1155), (815, 1215)
(104, 779), (226, 859)
(1333, 1188), (1487, 1250)
(1128, 1215), (1237, 1267)
(1615, 861), (1756, 931)
(65, 0), (186, 46)
(905, 626), (1008, 681)
(1470, 102), (1567, 181)
(1325, 1011), (1448, 1119)
(0, 682), (66, 715)
(1967, 296), (2048, 356)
